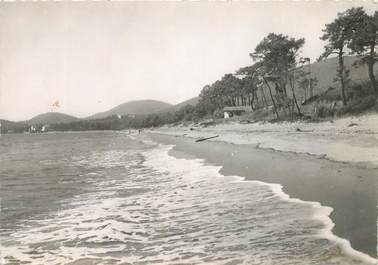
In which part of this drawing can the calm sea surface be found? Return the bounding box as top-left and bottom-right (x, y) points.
(0, 132), (374, 265)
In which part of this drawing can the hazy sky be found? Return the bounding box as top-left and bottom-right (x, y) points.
(0, 1), (377, 121)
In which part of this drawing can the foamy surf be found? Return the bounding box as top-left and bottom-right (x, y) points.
(142, 141), (377, 265)
(1, 132), (376, 265)
(233, 178), (377, 265)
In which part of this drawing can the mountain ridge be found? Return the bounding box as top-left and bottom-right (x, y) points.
(162, 97), (199, 113)
(28, 112), (80, 125)
(87, 99), (173, 120)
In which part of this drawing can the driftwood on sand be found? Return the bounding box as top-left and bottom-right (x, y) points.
(195, 135), (219, 142)
(295, 127), (313, 132)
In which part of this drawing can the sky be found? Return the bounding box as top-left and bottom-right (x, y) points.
(0, 1), (377, 121)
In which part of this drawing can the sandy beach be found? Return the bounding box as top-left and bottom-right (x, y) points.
(153, 113), (378, 167)
(145, 114), (378, 260)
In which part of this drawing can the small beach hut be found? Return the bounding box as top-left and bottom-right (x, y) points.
(223, 106), (253, 119)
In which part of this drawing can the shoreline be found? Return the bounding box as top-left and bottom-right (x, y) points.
(152, 113), (378, 168)
(145, 132), (377, 261)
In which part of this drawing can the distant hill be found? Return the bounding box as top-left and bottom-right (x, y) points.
(163, 97), (199, 113)
(0, 119), (28, 133)
(294, 56), (378, 101)
(87, 99), (173, 120)
(28, 112), (80, 125)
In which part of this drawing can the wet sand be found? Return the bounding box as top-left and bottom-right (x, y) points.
(147, 133), (377, 259)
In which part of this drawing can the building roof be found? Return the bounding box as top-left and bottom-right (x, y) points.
(223, 106), (253, 112)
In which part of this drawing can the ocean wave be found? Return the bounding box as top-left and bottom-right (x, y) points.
(1, 135), (376, 265)
(142, 142), (377, 265)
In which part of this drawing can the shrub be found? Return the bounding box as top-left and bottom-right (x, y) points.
(213, 109), (224, 118)
(347, 81), (375, 100)
(314, 102), (337, 118)
(319, 87), (342, 102)
(337, 95), (377, 116)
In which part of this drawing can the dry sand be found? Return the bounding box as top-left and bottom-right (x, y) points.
(152, 113), (378, 167)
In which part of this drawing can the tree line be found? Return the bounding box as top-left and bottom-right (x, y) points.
(194, 7), (377, 121)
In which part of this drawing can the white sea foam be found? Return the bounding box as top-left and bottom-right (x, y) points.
(1, 149), (146, 265)
(252, 180), (377, 264)
(142, 142), (378, 265)
(227, 167), (378, 264)
(2, 135), (376, 265)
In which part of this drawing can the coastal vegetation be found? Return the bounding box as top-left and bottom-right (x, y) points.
(189, 6), (378, 123)
(120, 6), (377, 129)
(1, 6), (377, 133)
(127, 6), (377, 128)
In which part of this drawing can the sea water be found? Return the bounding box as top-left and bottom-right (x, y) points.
(0, 132), (375, 265)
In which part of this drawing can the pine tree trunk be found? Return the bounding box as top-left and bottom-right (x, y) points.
(282, 82), (288, 97)
(290, 73), (301, 115)
(263, 77), (279, 119)
(304, 86), (307, 101)
(309, 79), (313, 98)
(368, 42), (378, 98)
(260, 86), (268, 107)
(338, 50), (347, 106)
